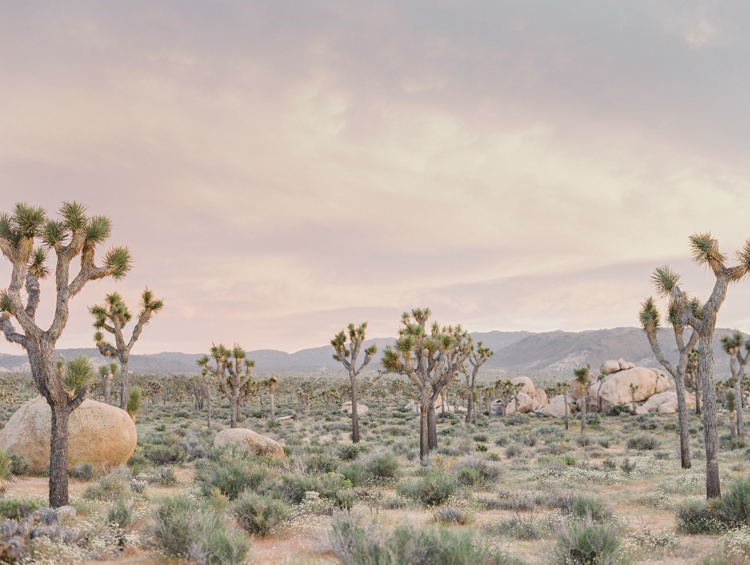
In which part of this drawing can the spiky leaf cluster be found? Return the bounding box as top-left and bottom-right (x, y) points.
(61, 355), (95, 399)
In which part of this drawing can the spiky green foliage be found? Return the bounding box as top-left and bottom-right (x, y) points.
(721, 330), (746, 355)
(639, 297), (660, 333)
(0, 290), (10, 315)
(573, 365), (591, 387)
(60, 202), (87, 232)
(127, 387), (142, 417)
(690, 232), (726, 274)
(84, 216), (111, 245)
(103, 247), (131, 279)
(651, 266), (681, 298)
(141, 288), (164, 313)
(28, 247), (49, 280)
(62, 355), (95, 399)
(41, 220), (65, 249)
(690, 297), (704, 320)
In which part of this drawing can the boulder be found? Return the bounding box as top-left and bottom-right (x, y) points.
(341, 401), (369, 414)
(404, 395), (453, 414)
(540, 395), (575, 418)
(587, 367), (669, 412)
(601, 360), (622, 374)
(510, 376), (535, 397)
(623, 362), (636, 370)
(0, 396), (137, 473)
(536, 389), (549, 406)
(213, 428), (285, 460)
(502, 392), (535, 415)
(617, 358), (628, 370)
(635, 390), (696, 415)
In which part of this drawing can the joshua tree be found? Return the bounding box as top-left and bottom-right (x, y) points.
(727, 388), (738, 443)
(653, 233), (750, 499)
(127, 386), (142, 423)
(196, 344), (256, 428)
(685, 347), (701, 415)
(494, 379), (523, 417)
(98, 361), (119, 405)
(557, 381), (571, 430)
(629, 383), (638, 413)
(482, 385), (496, 418)
(390, 379), (407, 404)
(264, 375), (278, 419)
(639, 296), (700, 469)
(380, 308), (472, 465)
(91, 289), (163, 410)
(595, 369), (608, 413)
(721, 330), (750, 438)
(464, 341), (494, 424)
(331, 323), (377, 444)
(0, 202), (130, 507)
(573, 365), (591, 432)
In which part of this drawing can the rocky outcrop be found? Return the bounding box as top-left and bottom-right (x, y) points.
(540, 395), (575, 418)
(510, 376), (535, 397)
(587, 367), (668, 412)
(536, 388), (549, 406)
(635, 390), (696, 415)
(0, 396), (137, 473)
(404, 395), (455, 413)
(214, 428), (285, 460)
(501, 392), (537, 415)
(341, 401), (369, 414)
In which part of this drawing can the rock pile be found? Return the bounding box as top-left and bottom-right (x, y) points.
(213, 428), (285, 460)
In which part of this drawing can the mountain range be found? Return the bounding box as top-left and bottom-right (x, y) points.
(0, 327), (742, 380)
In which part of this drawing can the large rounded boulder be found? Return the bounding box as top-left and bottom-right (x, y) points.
(0, 396), (137, 473)
(214, 428), (285, 460)
(587, 367), (669, 412)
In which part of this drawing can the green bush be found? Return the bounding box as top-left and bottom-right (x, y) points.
(675, 498), (724, 534)
(552, 517), (626, 565)
(0, 497), (40, 521)
(341, 462), (368, 487)
(455, 456), (501, 485)
(366, 453), (399, 480)
(607, 404), (634, 416)
(626, 435), (659, 451)
(152, 495), (249, 564)
(433, 505), (472, 525)
(107, 498), (133, 529)
(397, 471), (457, 507)
(338, 445), (360, 461)
(720, 475), (750, 525)
(0, 449), (10, 480)
(144, 443), (186, 465)
(197, 460), (270, 500)
(568, 494), (613, 523)
(271, 475), (316, 504)
(328, 516), (517, 565)
(234, 492), (289, 536)
(83, 471), (129, 501)
(69, 461), (97, 481)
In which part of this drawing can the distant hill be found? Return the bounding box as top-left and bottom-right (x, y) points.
(0, 328), (740, 379)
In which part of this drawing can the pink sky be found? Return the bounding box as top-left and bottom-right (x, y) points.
(2, 2), (750, 355)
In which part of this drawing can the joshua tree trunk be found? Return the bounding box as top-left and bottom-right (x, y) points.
(563, 390), (569, 430)
(119, 355), (129, 410)
(420, 402), (430, 466)
(206, 385), (211, 428)
(699, 335), (721, 498)
(230, 394), (239, 428)
(735, 377), (744, 438)
(270, 391), (275, 419)
(695, 378), (702, 415)
(350, 376), (360, 443)
(466, 392), (474, 425)
(580, 392), (587, 432)
(49, 403), (70, 509)
(427, 401), (438, 450)
(103, 375), (111, 405)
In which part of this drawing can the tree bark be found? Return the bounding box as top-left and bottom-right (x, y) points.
(103, 375), (111, 405)
(735, 373), (744, 437)
(699, 335), (721, 498)
(270, 391), (275, 419)
(419, 404), (430, 466)
(563, 391), (569, 430)
(427, 402), (437, 450)
(580, 390), (587, 432)
(466, 391), (474, 425)
(230, 395), (238, 428)
(207, 386), (211, 428)
(350, 375), (360, 443)
(49, 402), (69, 509)
(119, 354), (129, 410)
(675, 371), (692, 469)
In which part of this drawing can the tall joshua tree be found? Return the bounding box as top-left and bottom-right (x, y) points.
(465, 341), (494, 424)
(197, 344), (256, 428)
(0, 202), (130, 507)
(573, 365), (591, 432)
(380, 308), (472, 465)
(653, 232), (750, 499)
(91, 289), (163, 410)
(331, 323), (377, 444)
(721, 330), (750, 438)
(639, 296), (700, 469)
(264, 375), (278, 419)
(98, 361), (119, 405)
(685, 347), (701, 415)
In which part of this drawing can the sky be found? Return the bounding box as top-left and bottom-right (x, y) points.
(2, 1), (750, 355)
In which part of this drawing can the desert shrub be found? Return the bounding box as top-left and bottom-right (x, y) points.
(341, 462), (368, 487)
(476, 444), (488, 452)
(627, 436), (659, 451)
(676, 498), (724, 534)
(505, 445), (522, 458)
(607, 404), (634, 416)
(506, 414), (528, 426)
(620, 458), (636, 475)
(663, 422), (678, 432)
(520, 433), (538, 447)
(473, 434), (489, 443)
(197, 460), (270, 500)
(433, 505), (472, 525)
(107, 498), (133, 529)
(158, 467), (178, 486)
(69, 461), (97, 481)
(305, 452), (339, 474)
(366, 453), (399, 480)
(315, 472), (352, 500)
(569, 494), (613, 523)
(83, 471), (129, 501)
(0, 449), (10, 480)
(333, 490), (355, 511)
(484, 515), (542, 540)
(338, 445), (360, 461)
(456, 467), (480, 486)
(152, 495), (249, 565)
(0, 497), (40, 521)
(271, 475), (316, 505)
(234, 492), (289, 536)
(397, 471), (457, 507)
(328, 516), (517, 565)
(455, 456), (501, 485)
(720, 475), (750, 526)
(597, 437), (611, 449)
(144, 443), (186, 465)
(494, 436), (509, 447)
(8, 453), (28, 475)
(552, 517), (626, 565)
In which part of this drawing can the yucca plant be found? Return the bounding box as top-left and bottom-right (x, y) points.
(0, 202), (131, 508)
(721, 330), (750, 439)
(91, 288), (163, 410)
(649, 232), (750, 499)
(127, 387), (142, 423)
(197, 344), (256, 428)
